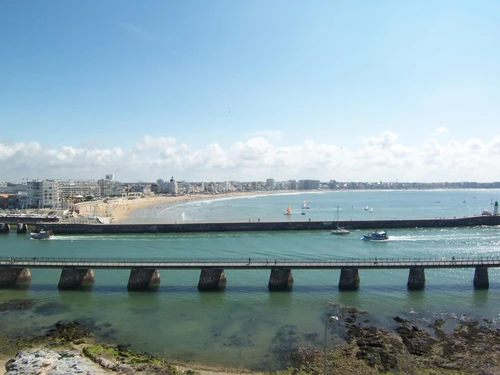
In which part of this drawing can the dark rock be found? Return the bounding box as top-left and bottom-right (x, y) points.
(33, 302), (71, 316)
(0, 299), (33, 312)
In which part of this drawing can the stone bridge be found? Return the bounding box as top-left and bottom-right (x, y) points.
(0, 256), (497, 291)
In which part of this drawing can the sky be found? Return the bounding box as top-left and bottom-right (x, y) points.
(1, 1), (499, 183)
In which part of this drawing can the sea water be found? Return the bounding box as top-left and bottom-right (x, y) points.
(0, 189), (499, 370)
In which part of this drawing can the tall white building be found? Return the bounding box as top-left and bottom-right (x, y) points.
(41, 179), (59, 208)
(266, 178), (276, 190)
(27, 180), (43, 208)
(98, 178), (122, 197)
(169, 176), (178, 194)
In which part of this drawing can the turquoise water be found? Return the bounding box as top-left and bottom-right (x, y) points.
(1, 189), (500, 370)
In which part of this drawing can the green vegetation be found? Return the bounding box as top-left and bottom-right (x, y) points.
(83, 343), (198, 375)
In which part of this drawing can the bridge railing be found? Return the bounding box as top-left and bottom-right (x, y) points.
(1, 255), (500, 267)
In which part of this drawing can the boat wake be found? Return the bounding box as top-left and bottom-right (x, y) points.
(387, 236), (418, 242)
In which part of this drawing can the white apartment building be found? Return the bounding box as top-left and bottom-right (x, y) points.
(266, 178), (276, 190)
(26, 179), (102, 208)
(98, 178), (122, 197)
(169, 176), (178, 194)
(27, 180), (43, 208)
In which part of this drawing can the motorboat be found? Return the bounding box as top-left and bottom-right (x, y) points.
(362, 230), (388, 241)
(30, 229), (54, 240)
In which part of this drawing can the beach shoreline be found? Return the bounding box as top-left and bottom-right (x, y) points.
(74, 190), (303, 223)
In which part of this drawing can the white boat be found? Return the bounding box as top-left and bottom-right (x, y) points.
(362, 230), (388, 241)
(364, 206), (369, 210)
(30, 229), (54, 240)
(331, 206), (350, 235)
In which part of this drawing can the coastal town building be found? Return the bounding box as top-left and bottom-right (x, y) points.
(298, 179), (320, 190)
(98, 175), (122, 197)
(169, 176), (178, 194)
(266, 178), (276, 190)
(0, 194), (7, 209)
(1, 175), (500, 211)
(27, 180), (43, 209)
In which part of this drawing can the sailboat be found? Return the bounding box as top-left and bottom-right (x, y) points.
(331, 206), (350, 235)
(284, 205), (292, 215)
(302, 201), (307, 209)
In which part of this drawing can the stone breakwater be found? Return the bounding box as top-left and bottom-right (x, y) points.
(33, 215), (500, 234)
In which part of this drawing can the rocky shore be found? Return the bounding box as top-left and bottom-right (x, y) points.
(286, 304), (500, 375)
(1, 302), (499, 374)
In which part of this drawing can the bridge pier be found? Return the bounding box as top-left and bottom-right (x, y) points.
(0, 267), (31, 286)
(0, 223), (10, 233)
(338, 268), (359, 290)
(16, 223), (28, 234)
(268, 269), (294, 291)
(198, 268), (226, 291)
(127, 269), (160, 291)
(58, 268), (95, 289)
(407, 267), (426, 290)
(474, 267), (489, 289)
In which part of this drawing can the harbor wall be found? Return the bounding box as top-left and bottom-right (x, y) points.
(30, 215), (500, 234)
(0, 216), (59, 225)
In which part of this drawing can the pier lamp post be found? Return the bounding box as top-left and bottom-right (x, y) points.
(323, 314), (339, 375)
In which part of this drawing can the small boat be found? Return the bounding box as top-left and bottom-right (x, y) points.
(30, 229), (54, 240)
(284, 205), (292, 215)
(364, 206), (369, 210)
(362, 230), (388, 241)
(332, 227), (350, 235)
(331, 206), (350, 235)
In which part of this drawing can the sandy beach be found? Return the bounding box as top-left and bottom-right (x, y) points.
(74, 192), (268, 223)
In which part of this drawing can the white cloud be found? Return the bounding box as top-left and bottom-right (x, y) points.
(1, 133), (500, 182)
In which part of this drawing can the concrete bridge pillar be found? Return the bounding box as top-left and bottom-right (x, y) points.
(268, 269), (294, 291)
(127, 269), (160, 291)
(407, 267), (426, 290)
(58, 268), (95, 289)
(338, 268), (360, 290)
(474, 267), (489, 289)
(198, 268), (226, 291)
(0, 268), (32, 286)
(16, 223), (28, 234)
(0, 223), (10, 233)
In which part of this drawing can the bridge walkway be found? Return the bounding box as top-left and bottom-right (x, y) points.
(1, 256), (499, 269)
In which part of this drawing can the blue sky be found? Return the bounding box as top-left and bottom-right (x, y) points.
(1, 1), (499, 182)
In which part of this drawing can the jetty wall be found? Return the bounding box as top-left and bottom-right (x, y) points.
(31, 215), (500, 234)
